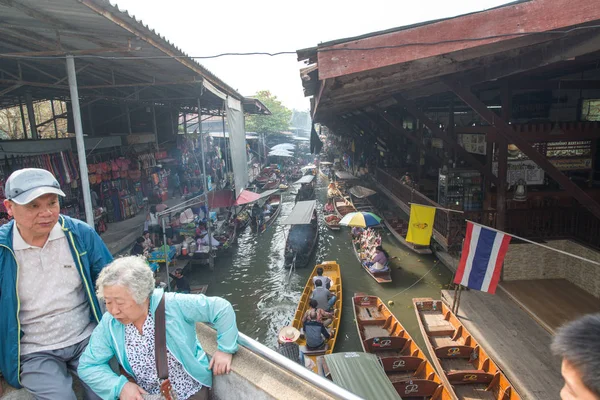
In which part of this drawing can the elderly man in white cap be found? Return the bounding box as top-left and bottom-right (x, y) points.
(0, 168), (113, 400)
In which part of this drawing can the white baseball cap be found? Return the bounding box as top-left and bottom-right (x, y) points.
(5, 168), (66, 205)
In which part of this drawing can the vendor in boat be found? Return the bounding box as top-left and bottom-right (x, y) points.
(368, 246), (388, 265)
(263, 202), (272, 216)
(303, 310), (331, 351)
(303, 299), (334, 327)
(198, 232), (221, 248)
(130, 237), (146, 256)
(324, 199), (334, 214)
(351, 226), (364, 238)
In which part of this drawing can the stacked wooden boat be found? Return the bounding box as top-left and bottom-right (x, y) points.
(353, 294), (450, 399)
(413, 298), (521, 400)
(292, 262), (342, 374)
(333, 196), (357, 219)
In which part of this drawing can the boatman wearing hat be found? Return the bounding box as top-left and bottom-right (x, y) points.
(0, 168), (113, 399)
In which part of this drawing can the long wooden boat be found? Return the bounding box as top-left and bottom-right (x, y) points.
(323, 214), (341, 231)
(353, 294), (451, 399)
(413, 298), (521, 400)
(333, 196), (357, 219)
(382, 210), (432, 255)
(251, 194), (281, 233)
(261, 178), (281, 191)
(351, 239), (392, 283)
(291, 261), (342, 373)
(296, 184), (315, 202)
(284, 220), (319, 268)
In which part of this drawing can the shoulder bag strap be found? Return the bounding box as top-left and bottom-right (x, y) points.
(155, 294), (168, 380)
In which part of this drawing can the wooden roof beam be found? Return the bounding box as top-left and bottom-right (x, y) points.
(444, 78), (600, 220)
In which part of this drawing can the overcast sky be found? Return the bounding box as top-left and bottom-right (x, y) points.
(113, 0), (513, 111)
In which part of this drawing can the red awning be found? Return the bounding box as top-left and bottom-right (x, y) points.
(234, 189), (261, 206)
(207, 190), (234, 208)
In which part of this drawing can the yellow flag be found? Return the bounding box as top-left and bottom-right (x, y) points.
(406, 204), (435, 246)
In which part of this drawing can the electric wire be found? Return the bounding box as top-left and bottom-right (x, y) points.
(1, 25), (600, 60)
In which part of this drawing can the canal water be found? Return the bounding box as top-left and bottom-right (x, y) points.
(188, 176), (453, 352)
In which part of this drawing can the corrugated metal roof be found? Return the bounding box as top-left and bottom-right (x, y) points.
(282, 200), (316, 225)
(0, 0), (251, 111)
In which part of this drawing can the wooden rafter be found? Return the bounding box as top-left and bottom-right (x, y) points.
(444, 79), (600, 220)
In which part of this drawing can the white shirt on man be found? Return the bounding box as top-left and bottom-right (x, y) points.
(14, 222), (95, 355)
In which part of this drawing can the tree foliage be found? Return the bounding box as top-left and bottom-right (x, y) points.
(245, 91), (292, 135)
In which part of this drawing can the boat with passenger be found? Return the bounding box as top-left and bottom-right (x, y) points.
(250, 193), (281, 233)
(381, 210), (432, 254)
(291, 261), (342, 374)
(352, 228), (392, 283)
(295, 174), (316, 202)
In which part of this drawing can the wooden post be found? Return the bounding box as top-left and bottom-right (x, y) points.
(448, 99), (455, 164)
(417, 120), (423, 182)
(484, 138), (494, 210)
(151, 104), (158, 149)
(496, 87), (511, 231)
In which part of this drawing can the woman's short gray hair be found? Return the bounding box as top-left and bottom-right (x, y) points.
(96, 256), (155, 304)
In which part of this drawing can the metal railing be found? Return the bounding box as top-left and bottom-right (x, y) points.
(237, 332), (364, 400)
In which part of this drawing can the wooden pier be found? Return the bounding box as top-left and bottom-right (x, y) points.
(441, 289), (562, 400)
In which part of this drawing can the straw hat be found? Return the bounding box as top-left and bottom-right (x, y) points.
(372, 262), (386, 271)
(278, 326), (300, 343)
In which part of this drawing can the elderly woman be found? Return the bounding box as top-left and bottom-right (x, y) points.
(78, 256), (238, 400)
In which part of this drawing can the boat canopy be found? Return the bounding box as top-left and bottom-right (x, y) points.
(282, 200), (317, 225)
(320, 161), (333, 165)
(294, 175), (315, 184)
(324, 352), (401, 400)
(234, 189), (279, 206)
(348, 185), (377, 198)
(300, 164), (317, 172)
(335, 171), (355, 180)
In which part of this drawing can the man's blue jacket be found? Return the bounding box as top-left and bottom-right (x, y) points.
(0, 215), (113, 388)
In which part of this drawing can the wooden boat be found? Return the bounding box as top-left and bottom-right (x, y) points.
(353, 294), (451, 399)
(333, 196), (357, 219)
(284, 212), (319, 268)
(351, 239), (392, 283)
(261, 178), (281, 191)
(251, 194), (281, 233)
(323, 214), (341, 231)
(291, 261), (342, 373)
(413, 298), (521, 400)
(296, 183), (315, 202)
(382, 210), (432, 255)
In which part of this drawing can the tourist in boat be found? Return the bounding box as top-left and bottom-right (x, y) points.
(303, 310), (331, 351)
(78, 256), (238, 400)
(130, 237), (145, 256)
(169, 268), (191, 294)
(312, 267), (332, 289)
(276, 326), (304, 365)
(552, 313), (600, 400)
(311, 279), (337, 312)
(303, 299), (334, 327)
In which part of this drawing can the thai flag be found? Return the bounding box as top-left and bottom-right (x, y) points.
(454, 222), (511, 294)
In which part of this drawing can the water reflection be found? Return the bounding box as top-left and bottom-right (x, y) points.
(189, 177), (453, 351)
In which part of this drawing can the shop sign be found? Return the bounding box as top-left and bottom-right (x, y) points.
(126, 133), (156, 144)
(550, 158), (592, 171)
(431, 138), (444, 149)
(457, 134), (486, 155)
(493, 160), (544, 186)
